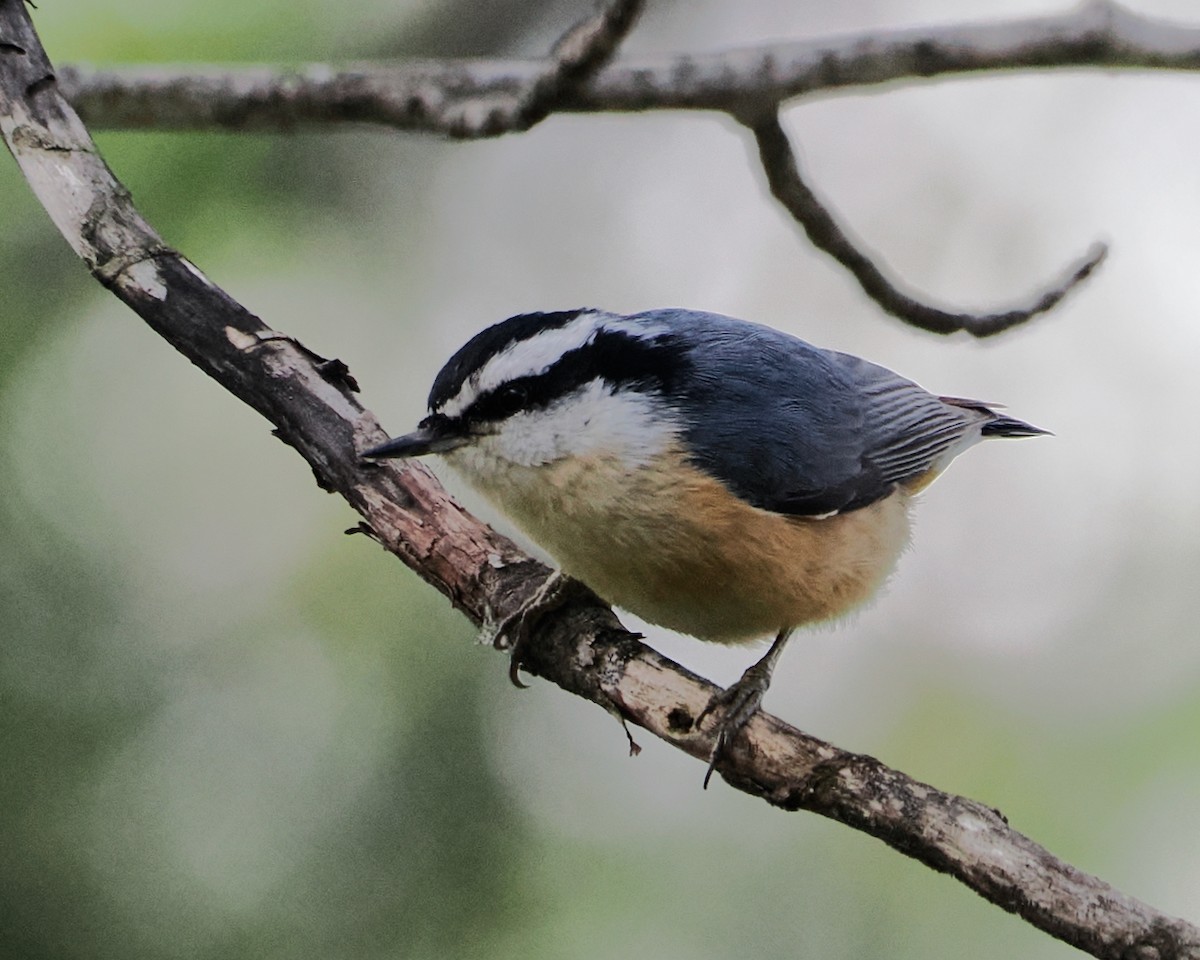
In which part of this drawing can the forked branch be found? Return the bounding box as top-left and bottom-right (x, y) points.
(51, 1), (1187, 332)
(440, 0), (643, 136)
(56, 2), (1200, 133)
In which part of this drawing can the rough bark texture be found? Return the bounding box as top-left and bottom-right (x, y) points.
(55, 2), (1200, 135)
(2, 2), (1198, 958)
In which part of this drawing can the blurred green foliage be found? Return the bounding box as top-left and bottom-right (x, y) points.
(0, 4), (547, 958)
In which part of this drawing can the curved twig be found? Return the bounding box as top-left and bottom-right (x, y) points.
(1, 2), (1197, 956)
(747, 112), (1107, 336)
(442, 0), (643, 137)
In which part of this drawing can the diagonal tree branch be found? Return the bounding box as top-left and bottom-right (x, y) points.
(2, 2), (1197, 957)
(746, 111), (1108, 336)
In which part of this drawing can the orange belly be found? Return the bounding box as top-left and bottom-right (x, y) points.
(453, 446), (913, 644)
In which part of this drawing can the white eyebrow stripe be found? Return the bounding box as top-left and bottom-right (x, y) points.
(438, 311), (602, 417)
(437, 310), (667, 418)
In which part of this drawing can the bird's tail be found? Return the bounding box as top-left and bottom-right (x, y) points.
(940, 396), (1050, 438)
(980, 414), (1049, 438)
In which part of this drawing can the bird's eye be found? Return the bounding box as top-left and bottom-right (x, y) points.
(467, 380), (536, 425)
(494, 383), (529, 411)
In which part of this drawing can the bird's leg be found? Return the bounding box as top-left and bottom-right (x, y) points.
(697, 628), (793, 788)
(486, 570), (591, 688)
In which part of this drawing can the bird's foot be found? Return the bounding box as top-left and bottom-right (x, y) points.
(485, 571), (589, 688)
(696, 629), (792, 789)
(696, 661), (774, 788)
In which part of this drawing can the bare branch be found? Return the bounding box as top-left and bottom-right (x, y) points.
(520, 619), (1200, 960)
(542, 0), (644, 99)
(50, 1), (1157, 333)
(1, 2), (1198, 956)
(54, 2), (1200, 135)
(573, 0), (1200, 111)
(427, 0), (644, 138)
(747, 112), (1108, 336)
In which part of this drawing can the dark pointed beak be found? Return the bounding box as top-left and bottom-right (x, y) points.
(362, 416), (469, 460)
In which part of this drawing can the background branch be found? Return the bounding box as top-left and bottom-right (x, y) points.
(2, 2), (1198, 958)
(52, 2), (1170, 333)
(55, 2), (1200, 133)
(440, 0), (643, 137)
(746, 112), (1108, 336)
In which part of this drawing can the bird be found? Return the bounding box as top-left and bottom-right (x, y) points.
(363, 307), (1045, 783)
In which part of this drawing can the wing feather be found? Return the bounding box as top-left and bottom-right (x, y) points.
(632, 309), (997, 517)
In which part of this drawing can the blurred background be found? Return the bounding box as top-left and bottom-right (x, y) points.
(2, 0), (1199, 957)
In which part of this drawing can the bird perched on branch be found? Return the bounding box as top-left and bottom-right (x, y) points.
(365, 308), (1044, 784)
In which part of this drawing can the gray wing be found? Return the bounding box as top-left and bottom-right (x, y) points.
(642, 310), (990, 517)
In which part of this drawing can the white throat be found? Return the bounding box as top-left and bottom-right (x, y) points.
(446, 379), (677, 474)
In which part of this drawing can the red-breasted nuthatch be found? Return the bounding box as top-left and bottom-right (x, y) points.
(365, 308), (1044, 778)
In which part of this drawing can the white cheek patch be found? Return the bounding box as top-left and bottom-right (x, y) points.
(455, 380), (678, 471)
(438, 311), (669, 419)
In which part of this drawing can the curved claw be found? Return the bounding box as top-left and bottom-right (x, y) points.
(490, 571), (585, 688)
(508, 645), (531, 689)
(697, 628), (793, 789)
(699, 674), (770, 788)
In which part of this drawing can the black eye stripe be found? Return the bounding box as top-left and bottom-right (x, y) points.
(428, 310), (587, 413)
(461, 330), (688, 424)
(466, 380), (535, 423)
